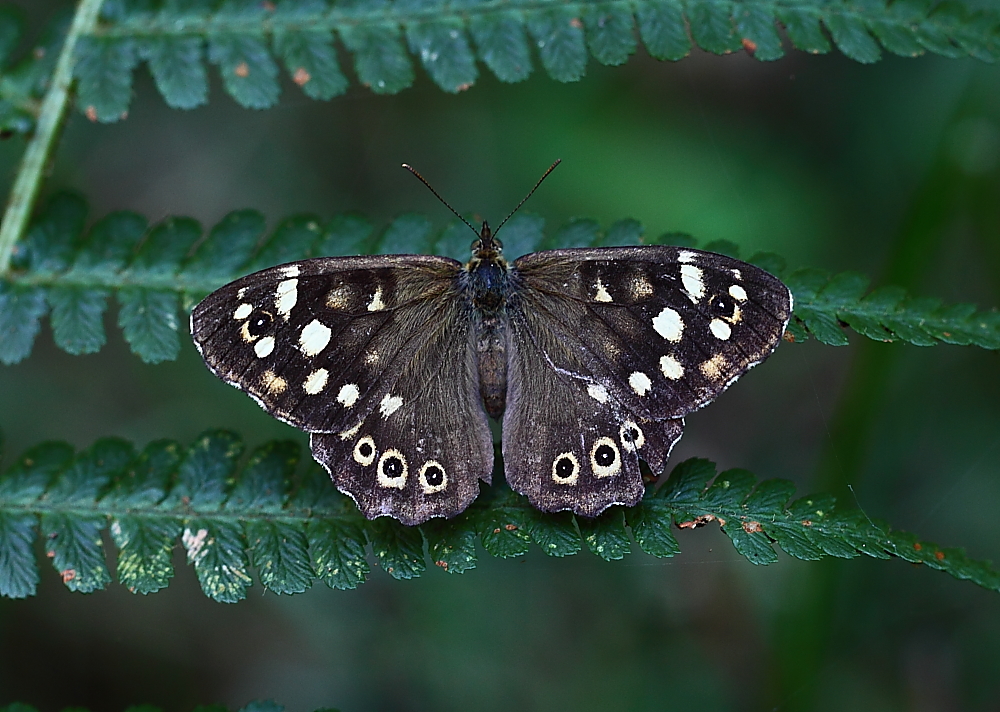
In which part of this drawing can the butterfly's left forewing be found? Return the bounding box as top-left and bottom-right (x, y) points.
(191, 256), (494, 525)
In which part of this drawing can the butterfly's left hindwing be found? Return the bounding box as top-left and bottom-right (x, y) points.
(190, 256), (495, 525)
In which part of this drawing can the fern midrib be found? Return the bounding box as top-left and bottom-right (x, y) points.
(90, 0), (914, 38)
(0, 499), (349, 523)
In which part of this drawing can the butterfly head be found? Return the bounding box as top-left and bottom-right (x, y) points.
(471, 220), (503, 260)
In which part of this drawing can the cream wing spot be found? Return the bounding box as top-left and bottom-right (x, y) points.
(620, 421), (645, 452)
(652, 307), (684, 342)
(552, 453), (580, 485)
(367, 287), (386, 312)
(326, 285), (352, 309)
(280, 264), (300, 278)
(233, 303), (253, 320)
(659, 354), (684, 380)
(630, 276), (653, 299)
(353, 436), (376, 466)
(710, 319), (732, 340)
(629, 371), (652, 396)
(339, 422), (361, 440)
(254, 336), (275, 358)
(337, 383), (360, 407)
(593, 278), (613, 302)
(677, 250), (697, 263)
(299, 319), (332, 356)
(587, 383), (610, 403)
(303, 368), (329, 395)
(681, 265), (705, 302)
(590, 437), (622, 478)
(380, 393), (404, 417)
(729, 284), (748, 301)
(261, 370), (287, 394)
(701, 354), (728, 380)
(377, 449), (408, 488)
(275, 279), (298, 319)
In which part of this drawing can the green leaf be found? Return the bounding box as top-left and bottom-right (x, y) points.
(527, 7), (588, 82)
(406, 18), (478, 92)
(636, 0), (690, 60)
(579, 508), (631, 561)
(315, 213), (374, 256)
(339, 24), (414, 94)
(207, 33), (281, 109)
(734, 4), (784, 61)
(0, 513), (39, 598)
(824, 11), (882, 63)
(424, 516), (479, 573)
(468, 12), (532, 83)
(526, 510), (581, 557)
(161, 431), (244, 511)
(245, 215), (324, 272)
(687, 0), (740, 55)
(117, 289), (182, 363)
(139, 36), (209, 109)
(125, 217), (202, 278)
(307, 518), (370, 590)
(0, 284), (47, 365)
(497, 213), (544, 259)
(74, 37), (138, 122)
(183, 518), (253, 602)
(376, 213), (434, 254)
(183, 210), (266, 282)
(777, 7), (830, 54)
(369, 518), (426, 580)
(48, 287), (108, 355)
(584, 2), (637, 66)
(273, 28), (348, 100)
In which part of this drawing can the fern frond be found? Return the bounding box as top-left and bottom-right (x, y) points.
(71, 0), (1000, 119)
(0, 431), (997, 601)
(0, 700), (326, 712)
(1, 198), (998, 364)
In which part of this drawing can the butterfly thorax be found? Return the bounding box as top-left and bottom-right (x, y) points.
(462, 221), (513, 419)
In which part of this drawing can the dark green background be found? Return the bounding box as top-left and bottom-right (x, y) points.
(0, 1), (999, 710)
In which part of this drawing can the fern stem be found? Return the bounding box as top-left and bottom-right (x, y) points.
(0, 0), (106, 275)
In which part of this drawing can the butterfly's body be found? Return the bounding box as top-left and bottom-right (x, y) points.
(192, 231), (792, 525)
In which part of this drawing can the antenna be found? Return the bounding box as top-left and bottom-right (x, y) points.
(402, 159), (562, 237)
(401, 164), (479, 237)
(495, 158), (561, 234)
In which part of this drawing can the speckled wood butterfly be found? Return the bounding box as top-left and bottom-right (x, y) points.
(191, 164), (792, 525)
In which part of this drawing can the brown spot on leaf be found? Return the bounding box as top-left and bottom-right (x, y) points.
(801, 519), (812, 526)
(46, 550), (55, 558)
(261, 0), (276, 9)
(913, 542), (922, 551)
(435, 560), (448, 570)
(742, 520), (763, 533)
(569, 17), (583, 28)
(235, 62), (250, 78)
(492, 527), (501, 534)
(935, 551), (945, 561)
(677, 514), (716, 529)
(120, 111), (128, 121)
(742, 38), (758, 55)
(505, 524), (517, 531)
(293, 67), (311, 86)
(85, 106), (98, 122)
(33, 47), (45, 59)
(455, 82), (473, 92)
(783, 330), (796, 343)
(61, 569), (76, 583)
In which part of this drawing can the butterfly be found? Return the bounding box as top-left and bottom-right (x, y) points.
(191, 164), (792, 525)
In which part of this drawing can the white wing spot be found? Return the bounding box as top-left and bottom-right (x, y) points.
(275, 279), (298, 319)
(729, 284), (748, 301)
(254, 336), (275, 358)
(652, 307), (684, 342)
(731, 268), (743, 280)
(237, 287), (247, 299)
(337, 383), (360, 407)
(677, 250), (697, 263)
(587, 383), (609, 403)
(681, 265), (705, 302)
(367, 287), (386, 312)
(659, 355), (684, 380)
(629, 371), (652, 396)
(630, 276), (653, 299)
(594, 278), (613, 302)
(380, 393), (404, 417)
(710, 319), (732, 340)
(233, 303), (253, 320)
(299, 319), (332, 356)
(280, 264), (300, 278)
(303, 368), (329, 395)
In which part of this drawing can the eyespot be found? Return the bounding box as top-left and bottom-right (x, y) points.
(619, 421), (645, 452)
(710, 294), (735, 319)
(418, 460), (447, 494)
(377, 449), (408, 489)
(247, 311), (274, 338)
(353, 436), (376, 466)
(551, 452), (580, 485)
(590, 437), (621, 478)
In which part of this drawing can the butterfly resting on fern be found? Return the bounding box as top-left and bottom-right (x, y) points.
(191, 162), (792, 525)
